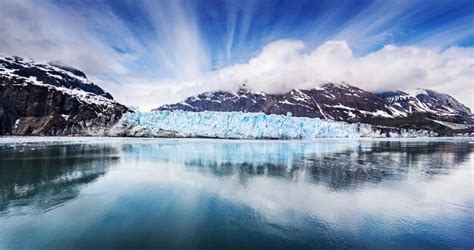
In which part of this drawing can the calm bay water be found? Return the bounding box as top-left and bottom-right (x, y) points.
(0, 137), (473, 249)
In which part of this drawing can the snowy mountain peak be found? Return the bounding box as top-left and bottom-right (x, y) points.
(0, 55), (129, 135)
(402, 88), (429, 97)
(48, 61), (87, 78)
(156, 83), (472, 133)
(377, 88), (471, 118)
(157, 83), (399, 121)
(0, 55), (112, 99)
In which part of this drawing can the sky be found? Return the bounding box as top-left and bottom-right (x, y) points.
(0, 0), (473, 110)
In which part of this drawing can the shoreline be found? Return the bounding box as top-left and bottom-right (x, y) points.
(1, 135), (472, 146)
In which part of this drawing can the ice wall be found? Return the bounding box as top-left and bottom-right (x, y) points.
(110, 111), (434, 139)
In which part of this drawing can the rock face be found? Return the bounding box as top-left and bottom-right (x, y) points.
(0, 56), (129, 135)
(157, 84), (397, 121)
(376, 89), (472, 124)
(156, 83), (472, 135)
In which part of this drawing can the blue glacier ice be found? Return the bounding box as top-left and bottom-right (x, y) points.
(110, 110), (434, 139)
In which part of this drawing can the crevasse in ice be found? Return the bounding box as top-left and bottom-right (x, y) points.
(110, 110), (433, 138)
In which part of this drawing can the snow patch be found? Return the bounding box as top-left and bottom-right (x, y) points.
(427, 119), (470, 130)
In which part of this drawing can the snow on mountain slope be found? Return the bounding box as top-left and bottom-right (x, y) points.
(377, 89), (472, 123)
(0, 55), (114, 99)
(157, 83), (401, 122)
(0, 55), (129, 135)
(110, 110), (434, 139)
(156, 83), (472, 134)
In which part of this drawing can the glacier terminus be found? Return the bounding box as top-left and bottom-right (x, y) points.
(110, 110), (435, 139)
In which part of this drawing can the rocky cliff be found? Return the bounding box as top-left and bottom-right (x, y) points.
(0, 56), (129, 135)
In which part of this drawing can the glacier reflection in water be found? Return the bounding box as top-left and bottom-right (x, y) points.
(0, 138), (473, 249)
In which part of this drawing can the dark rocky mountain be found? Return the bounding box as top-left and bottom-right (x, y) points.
(0, 56), (129, 135)
(156, 83), (473, 135)
(377, 89), (472, 124)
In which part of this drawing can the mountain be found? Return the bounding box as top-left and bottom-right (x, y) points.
(0, 56), (129, 135)
(156, 83), (472, 135)
(376, 89), (472, 124)
(1, 55), (471, 136)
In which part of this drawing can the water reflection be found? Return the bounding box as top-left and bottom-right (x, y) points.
(0, 144), (119, 214)
(1, 139), (472, 213)
(304, 140), (473, 189)
(119, 139), (473, 190)
(0, 138), (472, 249)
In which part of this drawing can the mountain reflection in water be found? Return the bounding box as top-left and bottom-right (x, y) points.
(0, 144), (119, 214)
(0, 138), (472, 249)
(120, 139), (472, 189)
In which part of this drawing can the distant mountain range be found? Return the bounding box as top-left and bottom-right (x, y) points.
(0, 55), (472, 136)
(0, 56), (129, 135)
(156, 83), (473, 135)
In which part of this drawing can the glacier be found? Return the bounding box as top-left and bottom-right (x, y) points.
(109, 110), (435, 139)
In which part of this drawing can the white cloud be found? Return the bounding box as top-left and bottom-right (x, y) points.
(135, 39), (472, 111)
(0, 0), (130, 76)
(141, 0), (211, 80)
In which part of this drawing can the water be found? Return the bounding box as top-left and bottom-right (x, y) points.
(0, 137), (473, 249)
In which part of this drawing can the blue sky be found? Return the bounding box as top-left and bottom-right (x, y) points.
(0, 0), (473, 109)
(49, 0), (474, 77)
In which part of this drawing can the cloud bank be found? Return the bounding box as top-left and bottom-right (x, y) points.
(128, 40), (473, 111)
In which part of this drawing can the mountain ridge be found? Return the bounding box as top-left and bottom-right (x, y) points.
(156, 83), (472, 135)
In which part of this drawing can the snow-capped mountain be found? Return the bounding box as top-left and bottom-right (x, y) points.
(156, 83), (472, 134)
(0, 56), (129, 135)
(1, 54), (471, 137)
(376, 89), (472, 124)
(157, 84), (399, 121)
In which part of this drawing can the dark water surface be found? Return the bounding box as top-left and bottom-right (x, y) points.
(0, 137), (473, 249)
